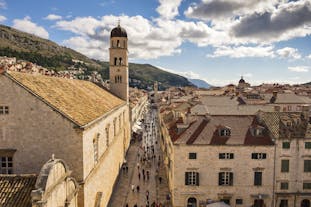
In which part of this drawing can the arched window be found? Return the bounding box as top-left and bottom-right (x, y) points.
(115, 76), (117, 83)
(117, 40), (120, 47)
(119, 76), (122, 83)
(114, 57), (117, 65)
(301, 199), (310, 207)
(187, 197), (197, 207)
(105, 125), (110, 147)
(119, 58), (122, 65)
(93, 134), (99, 164)
(123, 40), (126, 48)
(113, 118), (117, 137)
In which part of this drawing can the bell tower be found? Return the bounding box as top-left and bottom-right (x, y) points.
(109, 23), (129, 102)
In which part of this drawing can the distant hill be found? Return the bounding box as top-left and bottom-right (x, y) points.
(189, 78), (211, 88)
(0, 24), (194, 89)
(303, 82), (311, 86)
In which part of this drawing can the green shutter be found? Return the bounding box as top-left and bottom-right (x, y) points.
(196, 172), (200, 186)
(218, 173), (222, 185)
(185, 172), (189, 185)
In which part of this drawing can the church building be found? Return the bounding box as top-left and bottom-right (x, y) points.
(0, 24), (130, 207)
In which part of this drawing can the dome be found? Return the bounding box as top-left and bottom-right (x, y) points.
(239, 76), (245, 84)
(111, 25), (127, 38)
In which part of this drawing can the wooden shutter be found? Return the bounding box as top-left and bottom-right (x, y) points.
(218, 172), (223, 185)
(229, 172), (233, 186)
(196, 172), (200, 186)
(185, 172), (189, 185)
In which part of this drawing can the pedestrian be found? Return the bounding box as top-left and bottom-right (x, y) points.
(131, 184), (135, 192)
(125, 203), (129, 207)
(142, 168), (145, 176)
(137, 162), (140, 170)
(146, 190), (149, 200)
(125, 165), (128, 174)
(136, 185), (140, 192)
(146, 170), (150, 180)
(159, 176), (162, 184)
(138, 172), (141, 180)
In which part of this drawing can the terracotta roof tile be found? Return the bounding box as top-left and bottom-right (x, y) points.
(0, 175), (37, 207)
(6, 71), (125, 126)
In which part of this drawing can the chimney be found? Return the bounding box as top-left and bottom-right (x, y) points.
(272, 91), (278, 98)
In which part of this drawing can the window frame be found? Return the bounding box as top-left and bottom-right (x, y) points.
(281, 160), (289, 173)
(305, 142), (311, 149)
(189, 152), (197, 159)
(251, 153), (267, 159)
(219, 153), (234, 159)
(303, 182), (311, 190)
(304, 160), (311, 172)
(254, 171), (262, 186)
(185, 171), (199, 186)
(280, 182), (289, 190)
(0, 156), (13, 174)
(282, 141), (290, 149)
(219, 171), (233, 186)
(0, 106), (9, 115)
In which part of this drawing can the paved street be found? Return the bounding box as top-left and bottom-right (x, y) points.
(108, 107), (171, 207)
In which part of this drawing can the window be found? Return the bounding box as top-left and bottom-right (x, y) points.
(254, 172), (262, 186)
(252, 153), (267, 159)
(280, 200), (288, 207)
(113, 118), (117, 137)
(117, 40), (120, 47)
(189, 153), (197, 159)
(303, 182), (311, 189)
(93, 134), (99, 164)
(236, 199), (243, 205)
(254, 128), (263, 136)
(114, 57), (117, 65)
(105, 125), (110, 147)
(220, 128), (231, 136)
(185, 172), (199, 186)
(305, 142), (311, 149)
(0, 106), (9, 115)
(282, 141), (290, 149)
(304, 160), (311, 172)
(219, 172), (233, 186)
(281, 160), (289, 172)
(219, 153), (234, 159)
(0, 156), (13, 174)
(280, 182), (288, 190)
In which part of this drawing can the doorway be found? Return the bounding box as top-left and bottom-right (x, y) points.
(187, 197), (197, 207)
(301, 199), (310, 207)
(254, 199), (264, 207)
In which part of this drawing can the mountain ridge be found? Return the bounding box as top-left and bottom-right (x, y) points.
(0, 24), (194, 89)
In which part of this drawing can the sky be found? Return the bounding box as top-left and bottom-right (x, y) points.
(0, 0), (311, 86)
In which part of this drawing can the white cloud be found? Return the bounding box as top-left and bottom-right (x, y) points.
(0, 0), (6, 9)
(0, 15), (6, 22)
(156, 0), (182, 19)
(207, 45), (275, 58)
(307, 54), (311, 59)
(13, 16), (49, 39)
(288, 66), (310, 72)
(242, 73), (253, 78)
(44, 14), (62, 21)
(276, 47), (301, 59)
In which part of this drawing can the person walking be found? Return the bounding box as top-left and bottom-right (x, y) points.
(138, 172), (141, 180)
(159, 176), (162, 184)
(136, 185), (140, 193)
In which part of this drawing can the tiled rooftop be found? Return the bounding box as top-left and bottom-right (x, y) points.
(6, 71), (125, 127)
(0, 175), (37, 207)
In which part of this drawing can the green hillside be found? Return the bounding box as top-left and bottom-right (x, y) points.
(0, 24), (194, 89)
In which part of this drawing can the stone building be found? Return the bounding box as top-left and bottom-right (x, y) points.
(260, 107), (311, 207)
(0, 24), (131, 207)
(159, 111), (275, 207)
(0, 157), (78, 207)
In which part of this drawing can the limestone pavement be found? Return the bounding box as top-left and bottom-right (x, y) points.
(108, 107), (171, 207)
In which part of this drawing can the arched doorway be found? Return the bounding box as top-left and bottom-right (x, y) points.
(187, 197), (197, 207)
(301, 199), (310, 207)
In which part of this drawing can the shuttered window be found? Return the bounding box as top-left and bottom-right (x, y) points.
(185, 172), (199, 186)
(254, 172), (262, 186)
(218, 172), (233, 186)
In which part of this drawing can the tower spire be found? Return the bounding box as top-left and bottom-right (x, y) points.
(117, 18), (120, 27)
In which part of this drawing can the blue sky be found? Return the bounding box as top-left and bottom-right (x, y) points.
(0, 0), (311, 86)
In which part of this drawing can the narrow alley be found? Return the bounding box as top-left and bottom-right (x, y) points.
(108, 105), (171, 207)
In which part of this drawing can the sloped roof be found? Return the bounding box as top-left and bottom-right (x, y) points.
(263, 93), (311, 104)
(0, 175), (37, 207)
(6, 71), (125, 126)
(174, 115), (274, 146)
